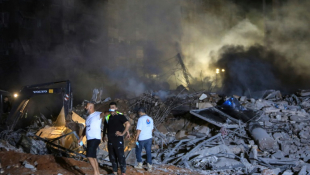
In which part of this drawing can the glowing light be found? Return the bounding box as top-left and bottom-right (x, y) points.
(216, 68), (220, 74)
(222, 69), (225, 72)
(14, 93), (18, 98)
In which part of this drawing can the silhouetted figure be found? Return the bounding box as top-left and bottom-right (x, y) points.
(3, 97), (11, 113)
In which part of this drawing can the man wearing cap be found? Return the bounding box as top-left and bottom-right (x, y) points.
(102, 102), (130, 175)
(78, 102), (105, 175)
(134, 107), (154, 172)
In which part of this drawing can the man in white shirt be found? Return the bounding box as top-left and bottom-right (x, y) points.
(134, 107), (154, 172)
(78, 103), (105, 175)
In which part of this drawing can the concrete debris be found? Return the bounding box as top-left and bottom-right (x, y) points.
(297, 90), (310, 97)
(0, 140), (24, 153)
(196, 102), (213, 109)
(175, 130), (187, 140)
(282, 170), (294, 175)
(22, 161), (36, 171)
(1, 89), (310, 174)
(263, 90), (282, 100)
(134, 89), (310, 174)
(199, 93), (208, 100)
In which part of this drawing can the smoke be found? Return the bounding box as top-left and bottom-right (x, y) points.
(180, 0), (310, 95)
(211, 0), (310, 95)
(267, 0), (310, 72)
(211, 44), (310, 96)
(1, 0), (184, 103)
(178, 0), (265, 86)
(2, 0), (310, 106)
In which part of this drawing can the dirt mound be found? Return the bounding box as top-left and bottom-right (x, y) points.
(0, 150), (199, 175)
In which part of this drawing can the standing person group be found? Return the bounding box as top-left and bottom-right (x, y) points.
(134, 107), (154, 172)
(79, 102), (130, 175)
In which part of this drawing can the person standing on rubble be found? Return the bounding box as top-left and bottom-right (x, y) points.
(102, 102), (131, 175)
(78, 102), (105, 175)
(134, 107), (154, 172)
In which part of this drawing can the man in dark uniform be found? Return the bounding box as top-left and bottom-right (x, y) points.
(103, 102), (130, 175)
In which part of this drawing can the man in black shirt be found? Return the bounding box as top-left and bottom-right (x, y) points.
(103, 102), (130, 175)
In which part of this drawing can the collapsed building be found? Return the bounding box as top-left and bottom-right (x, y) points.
(1, 82), (310, 174)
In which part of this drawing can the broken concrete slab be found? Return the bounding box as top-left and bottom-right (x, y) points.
(263, 90), (282, 100)
(199, 93), (208, 101)
(175, 130), (187, 140)
(157, 124), (169, 134)
(261, 168), (281, 175)
(196, 126), (210, 136)
(297, 90), (310, 97)
(239, 96), (247, 102)
(272, 151), (285, 159)
(298, 165), (307, 175)
(211, 157), (245, 170)
(196, 102), (213, 109)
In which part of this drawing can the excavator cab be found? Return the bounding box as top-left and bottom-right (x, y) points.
(5, 80), (72, 131)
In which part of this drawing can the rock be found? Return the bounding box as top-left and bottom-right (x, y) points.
(186, 135), (196, 140)
(240, 96), (247, 102)
(301, 101), (310, 108)
(197, 126), (210, 136)
(199, 93), (208, 100)
(157, 124), (168, 134)
(175, 130), (187, 140)
(255, 100), (271, 110)
(298, 165), (307, 175)
(196, 102), (213, 109)
(264, 90), (282, 100)
(280, 142), (291, 156)
(298, 90), (310, 97)
(272, 151), (284, 159)
(47, 119), (52, 125)
(233, 95), (240, 99)
(262, 168), (281, 175)
(264, 107), (281, 113)
(18, 135), (32, 153)
(299, 130), (310, 139)
(228, 145), (244, 154)
(282, 170), (293, 175)
(151, 145), (159, 150)
(23, 161), (35, 169)
(167, 119), (185, 132)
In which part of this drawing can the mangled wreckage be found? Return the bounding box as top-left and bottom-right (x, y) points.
(0, 81), (87, 159)
(127, 90), (310, 174)
(1, 82), (310, 174)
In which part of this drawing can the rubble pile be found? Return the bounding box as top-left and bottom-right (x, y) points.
(128, 91), (195, 128)
(139, 90), (310, 174)
(1, 88), (310, 174)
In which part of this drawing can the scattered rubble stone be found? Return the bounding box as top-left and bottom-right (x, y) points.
(22, 160), (36, 171)
(1, 89), (310, 174)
